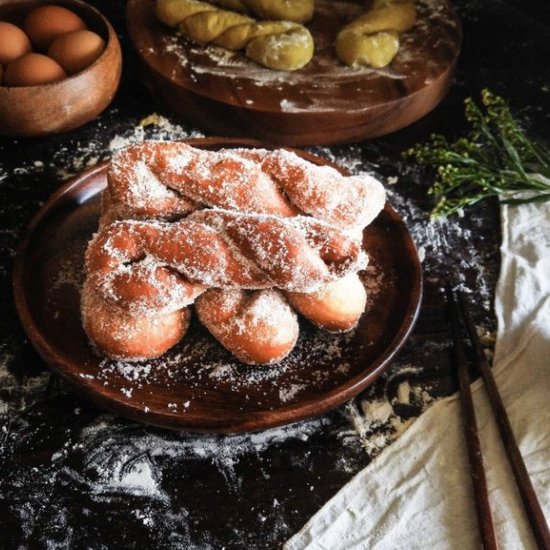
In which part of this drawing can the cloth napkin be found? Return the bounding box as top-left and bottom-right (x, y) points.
(285, 200), (550, 550)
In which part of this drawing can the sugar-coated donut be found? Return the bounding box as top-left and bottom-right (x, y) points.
(81, 143), (385, 364)
(195, 288), (299, 365)
(285, 273), (367, 332)
(85, 211), (366, 316)
(107, 142), (386, 233)
(81, 281), (190, 361)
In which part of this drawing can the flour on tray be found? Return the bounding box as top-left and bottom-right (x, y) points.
(155, 0), (458, 113)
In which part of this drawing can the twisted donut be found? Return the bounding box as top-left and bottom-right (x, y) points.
(81, 281), (191, 361)
(195, 288), (299, 364)
(286, 272), (367, 332)
(336, 0), (416, 68)
(85, 209), (366, 315)
(84, 144), (385, 363)
(106, 141), (385, 234)
(104, 141), (383, 339)
(156, 0), (314, 70)
(106, 141), (296, 222)
(211, 0), (314, 23)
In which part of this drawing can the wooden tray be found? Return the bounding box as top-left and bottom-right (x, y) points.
(125, 0), (461, 146)
(13, 138), (422, 433)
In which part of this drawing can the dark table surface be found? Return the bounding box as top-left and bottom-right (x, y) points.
(1, 1), (549, 548)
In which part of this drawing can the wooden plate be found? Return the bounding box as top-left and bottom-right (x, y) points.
(13, 138), (422, 433)
(125, 0), (461, 146)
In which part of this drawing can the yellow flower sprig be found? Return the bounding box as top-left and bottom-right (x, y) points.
(406, 90), (550, 219)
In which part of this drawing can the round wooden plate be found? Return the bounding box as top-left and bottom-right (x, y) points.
(13, 138), (422, 433)
(126, 0), (461, 146)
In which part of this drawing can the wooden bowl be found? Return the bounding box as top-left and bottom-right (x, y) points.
(0, 0), (122, 137)
(126, 0), (461, 146)
(13, 139), (423, 433)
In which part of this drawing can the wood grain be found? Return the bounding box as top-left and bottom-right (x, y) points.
(13, 138), (422, 433)
(0, 0), (122, 137)
(125, 0), (461, 145)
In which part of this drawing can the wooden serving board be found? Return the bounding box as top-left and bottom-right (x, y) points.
(13, 139), (422, 433)
(126, 0), (461, 145)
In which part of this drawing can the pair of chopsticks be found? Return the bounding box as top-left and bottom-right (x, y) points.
(445, 284), (550, 550)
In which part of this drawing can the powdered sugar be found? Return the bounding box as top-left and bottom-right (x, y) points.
(237, 290), (295, 332)
(106, 142), (386, 233)
(92, 323), (359, 407)
(85, 209), (366, 322)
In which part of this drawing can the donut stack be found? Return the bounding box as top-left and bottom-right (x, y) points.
(81, 142), (386, 365)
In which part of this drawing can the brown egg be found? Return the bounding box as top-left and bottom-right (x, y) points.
(48, 29), (105, 74)
(24, 5), (86, 50)
(0, 21), (32, 64)
(4, 53), (66, 86)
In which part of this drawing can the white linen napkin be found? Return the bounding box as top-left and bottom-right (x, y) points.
(285, 200), (550, 550)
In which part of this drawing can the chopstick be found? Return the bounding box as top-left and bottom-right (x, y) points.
(445, 284), (498, 550)
(446, 284), (550, 550)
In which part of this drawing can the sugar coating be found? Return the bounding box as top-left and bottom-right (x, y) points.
(82, 142), (386, 363)
(107, 142), (386, 233)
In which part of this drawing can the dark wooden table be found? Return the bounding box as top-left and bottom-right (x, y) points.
(1, 1), (549, 548)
